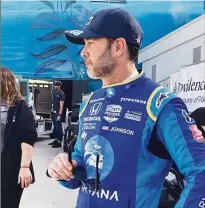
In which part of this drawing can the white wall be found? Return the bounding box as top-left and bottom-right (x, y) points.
(138, 14), (205, 83)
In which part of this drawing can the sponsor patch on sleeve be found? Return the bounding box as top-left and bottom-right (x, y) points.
(182, 109), (195, 124)
(156, 92), (169, 108)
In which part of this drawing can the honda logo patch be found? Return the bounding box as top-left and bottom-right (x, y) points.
(89, 103), (102, 116)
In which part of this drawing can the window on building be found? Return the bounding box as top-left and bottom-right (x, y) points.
(193, 46), (201, 64)
(152, 64), (157, 82)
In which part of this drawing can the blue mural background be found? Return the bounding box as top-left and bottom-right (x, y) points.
(1, 1), (204, 80)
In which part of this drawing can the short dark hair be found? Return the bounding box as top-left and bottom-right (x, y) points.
(127, 43), (139, 62)
(108, 38), (139, 62)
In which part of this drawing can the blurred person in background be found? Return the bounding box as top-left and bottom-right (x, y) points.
(48, 80), (65, 148)
(1, 66), (37, 208)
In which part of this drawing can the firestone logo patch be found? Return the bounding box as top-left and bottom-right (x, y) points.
(120, 97), (146, 104)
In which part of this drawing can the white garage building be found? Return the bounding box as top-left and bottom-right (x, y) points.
(138, 14), (205, 112)
(138, 14), (205, 88)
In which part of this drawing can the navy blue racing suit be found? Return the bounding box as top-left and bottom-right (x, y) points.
(59, 72), (205, 208)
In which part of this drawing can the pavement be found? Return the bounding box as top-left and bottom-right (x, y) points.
(20, 138), (78, 208)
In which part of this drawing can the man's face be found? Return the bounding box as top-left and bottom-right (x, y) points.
(53, 85), (59, 91)
(81, 38), (115, 79)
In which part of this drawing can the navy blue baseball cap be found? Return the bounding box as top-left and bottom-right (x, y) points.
(64, 8), (143, 48)
(54, 80), (62, 86)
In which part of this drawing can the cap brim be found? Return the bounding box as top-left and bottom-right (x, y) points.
(64, 29), (104, 45)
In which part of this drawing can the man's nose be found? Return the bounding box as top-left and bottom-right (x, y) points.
(80, 46), (87, 58)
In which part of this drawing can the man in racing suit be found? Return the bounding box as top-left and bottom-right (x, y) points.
(47, 8), (205, 208)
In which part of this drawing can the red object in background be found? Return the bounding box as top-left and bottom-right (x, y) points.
(189, 125), (205, 142)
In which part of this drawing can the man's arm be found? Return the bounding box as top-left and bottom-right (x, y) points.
(47, 117), (84, 189)
(57, 100), (86, 189)
(57, 131), (84, 189)
(59, 101), (64, 115)
(59, 91), (65, 116)
(156, 99), (205, 208)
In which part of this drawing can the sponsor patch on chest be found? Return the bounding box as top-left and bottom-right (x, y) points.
(103, 105), (122, 123)
(124, 110), (142, 122)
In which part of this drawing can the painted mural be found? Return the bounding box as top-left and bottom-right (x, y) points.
(1, 1), (204, 79)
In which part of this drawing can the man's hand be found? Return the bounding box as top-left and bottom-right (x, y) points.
(57, 115), (61, 121)
(48, 153), (77, 181)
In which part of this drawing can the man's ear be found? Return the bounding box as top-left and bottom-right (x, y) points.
(112, 38), (127, 58)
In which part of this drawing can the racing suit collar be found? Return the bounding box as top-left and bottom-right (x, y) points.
(122, 70), (139, 83)
(102, 70), (144, 89)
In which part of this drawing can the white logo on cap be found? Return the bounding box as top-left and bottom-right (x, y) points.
(86, 16), (94, 26)
(136, 37), (141, 44)
(69, 30), (83, 36)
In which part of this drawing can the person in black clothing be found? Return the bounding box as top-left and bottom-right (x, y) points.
(190, 107), (205, 138)
(48, 80), (65, 148)
(1, 66), (37, 208)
